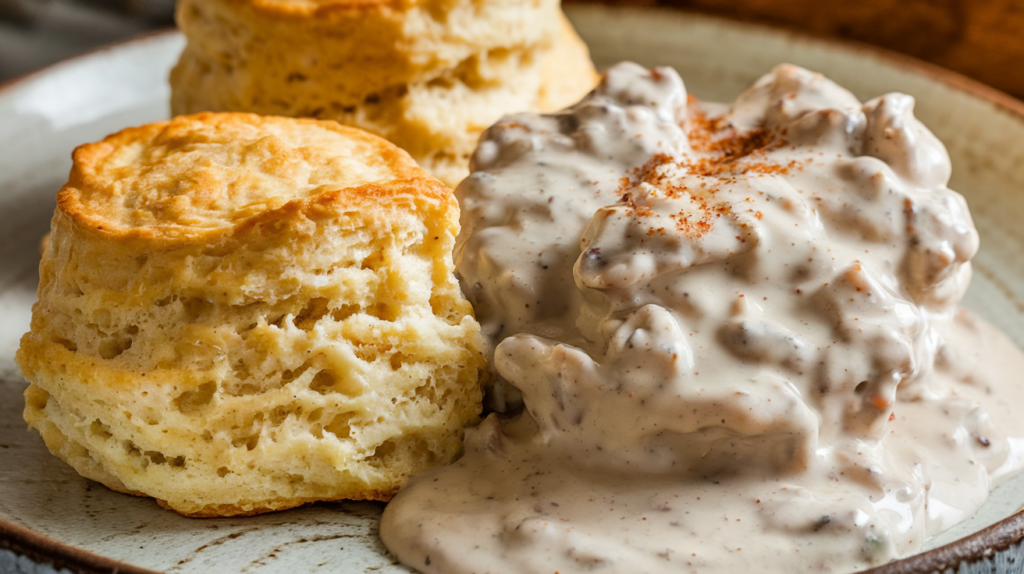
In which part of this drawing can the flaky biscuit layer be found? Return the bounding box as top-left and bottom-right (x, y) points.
(17, 113), (487, 516)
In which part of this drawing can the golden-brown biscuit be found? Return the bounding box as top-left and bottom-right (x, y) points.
(169, 0), (599, 186)
(17, 112), (487, 517)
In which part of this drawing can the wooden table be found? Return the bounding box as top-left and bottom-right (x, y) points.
(572, 0), (1024, 100)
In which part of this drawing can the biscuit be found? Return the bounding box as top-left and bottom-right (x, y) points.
(17, 113), (487, 517)
(169, 0), (599, 186)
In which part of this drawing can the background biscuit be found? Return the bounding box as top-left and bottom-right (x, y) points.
(170, 0), (599, 186)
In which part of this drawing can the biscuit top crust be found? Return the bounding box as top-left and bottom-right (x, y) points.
(227, 0), (552, 17)
(59, 113), (443, 242)
(238, 0), (417, 16)
(252, 0), (390, 9)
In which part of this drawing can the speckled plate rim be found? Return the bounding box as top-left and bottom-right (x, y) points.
(864, 511), (1024, 574)
(3, 5), (1024, 573)
(0, 28), (172, 95)
(0, 519), (159, 574)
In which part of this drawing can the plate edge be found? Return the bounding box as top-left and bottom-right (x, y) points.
(0, 519), (161, 574)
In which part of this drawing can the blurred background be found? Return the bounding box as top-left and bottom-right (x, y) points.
(0, 0), (174, 82)
(0, 0), (1022, 101)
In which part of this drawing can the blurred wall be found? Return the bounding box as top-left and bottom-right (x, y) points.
(0, 0), (173, 82)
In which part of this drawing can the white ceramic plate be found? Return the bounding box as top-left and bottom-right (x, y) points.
(4, 5), (1024, 573)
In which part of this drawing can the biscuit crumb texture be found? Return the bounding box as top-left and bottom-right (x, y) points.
(17, 113), (487, 517)
(169, 0), (598, 187)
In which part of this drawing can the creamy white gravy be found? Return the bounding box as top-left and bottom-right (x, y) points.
(380, 62), (1024, 573)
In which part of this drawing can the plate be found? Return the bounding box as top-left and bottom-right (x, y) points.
(4, 4), (1024, 573)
